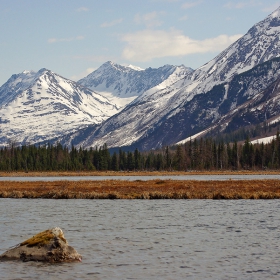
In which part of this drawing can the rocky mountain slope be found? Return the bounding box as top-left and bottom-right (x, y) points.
(71, 6), (280, 150)
(78, 61), (193, 109)
(2, 7), (280, 150)
(0, 69), (118, 146)
(170, 57), (280, 146)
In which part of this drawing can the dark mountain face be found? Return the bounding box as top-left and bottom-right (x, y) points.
(128, 57), (280, 150)
(67, 6), (280, 151)
(62, 55), (280, 152)
(2, 7), (280, 150)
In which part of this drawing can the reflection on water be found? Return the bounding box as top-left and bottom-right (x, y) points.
(0, 199), (280, 279)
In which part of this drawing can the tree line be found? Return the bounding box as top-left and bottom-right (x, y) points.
(0, 134), (280, 172)
(213, 120), (279, 144)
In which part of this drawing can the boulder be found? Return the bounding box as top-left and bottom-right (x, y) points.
(0, 227), (82, 262)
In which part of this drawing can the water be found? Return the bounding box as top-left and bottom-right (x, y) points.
(0, 199), (280, 279)
(1, 174), (280, 181)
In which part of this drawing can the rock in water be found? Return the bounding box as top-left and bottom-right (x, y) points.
(0, 227), (82, 262)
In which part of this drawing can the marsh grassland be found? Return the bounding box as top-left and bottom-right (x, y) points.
(0, 179), (280, 199)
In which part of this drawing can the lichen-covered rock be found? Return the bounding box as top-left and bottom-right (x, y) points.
(0, 227), (82, 262)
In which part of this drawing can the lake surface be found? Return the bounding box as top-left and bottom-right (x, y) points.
(1, 174), (280, 181)
(0, 199), (279, 279)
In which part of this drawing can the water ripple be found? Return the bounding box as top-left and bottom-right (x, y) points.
(0, 199), (279, 279)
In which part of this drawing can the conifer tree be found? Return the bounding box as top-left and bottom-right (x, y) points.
(111, 152), (119, 171)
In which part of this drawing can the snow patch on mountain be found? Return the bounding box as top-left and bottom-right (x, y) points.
(176, 128), (213, 145)
(251, 136), (276, 144)
(78, 62), (193, 109)
(0, 69), (118, 146)
(126, 64), (144, 71)
(76, 6), (280, 150)
(94, 91), (136, 109)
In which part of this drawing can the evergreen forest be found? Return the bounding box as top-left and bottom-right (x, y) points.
(0, 134), (280, 172)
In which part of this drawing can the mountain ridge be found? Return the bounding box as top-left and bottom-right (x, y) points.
(78, 62), (193, 109)
(2, 7), (280, 149)
(70, 6), (280, 150)
(0, 68), (118, 146)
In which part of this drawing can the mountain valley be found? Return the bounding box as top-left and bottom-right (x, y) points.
(2, 7), (280, 150)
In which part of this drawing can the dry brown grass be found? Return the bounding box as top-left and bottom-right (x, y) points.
(0, 179), (280, 199)
(1, 170), (280, 177)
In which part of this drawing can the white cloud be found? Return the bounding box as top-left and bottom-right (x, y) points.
(179, 15), (188, 21)
(121, 29), (242, 62)
(71, 68), (96, 81)
(48, 36), (84, 43)
(224, 1), (262, 9)
(77, 7), (89, 12)
(181, 0), (203, 9)
(134, 11), (165, 28)
(101, 18), (123, 28)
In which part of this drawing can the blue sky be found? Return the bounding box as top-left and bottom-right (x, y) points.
(0, 0), (279, 85)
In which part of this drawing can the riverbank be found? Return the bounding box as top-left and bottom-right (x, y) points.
(0, 179), (280, 199)
(0, 170), (280, 177)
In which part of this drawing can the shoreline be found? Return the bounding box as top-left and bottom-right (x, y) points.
(1, 170), (280, 177)
(0, 179), (280, 199)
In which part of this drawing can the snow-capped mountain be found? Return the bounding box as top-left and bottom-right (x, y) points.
(0, 68), (118, 146)
(194, 57), (280, 140)
(78, 61), (193, 109)
(72, 6), (280, 150)
(166, 57), (280, 146)
(150, 5), (280, 106)
(3, 7), (280, 150)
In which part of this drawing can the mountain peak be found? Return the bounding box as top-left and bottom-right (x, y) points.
(99, 61), (145, 72)
(186, 5), (280, 97)
(0, 68), (119, 147)
(103, 61), (114, 66)
(78, 62), (193, 102)
(22, 70), (35, 75)
(37, 68), (50, 75)
(269, 6), (280, 19)
(126, 64), (144, 71)
(102, 61), (120, 69)
(72, 6), (280, 150)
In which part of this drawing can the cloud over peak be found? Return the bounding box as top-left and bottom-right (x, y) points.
(121, 29), (242, 62)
